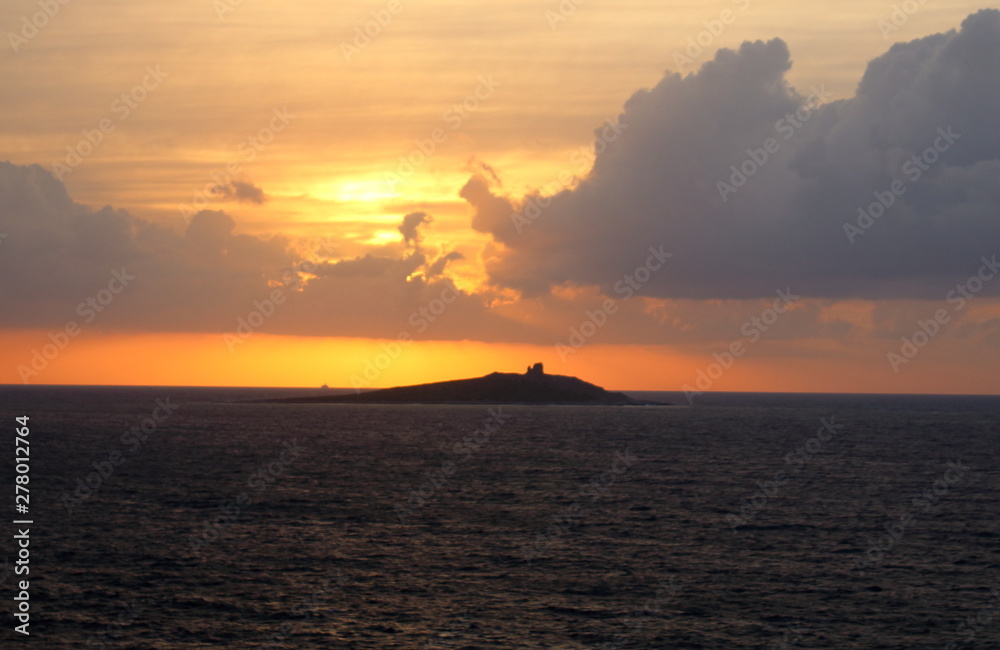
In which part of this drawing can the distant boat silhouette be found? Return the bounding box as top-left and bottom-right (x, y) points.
(271, 363), (665, 405)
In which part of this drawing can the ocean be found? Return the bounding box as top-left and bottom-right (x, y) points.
(0, 386), (998, 648)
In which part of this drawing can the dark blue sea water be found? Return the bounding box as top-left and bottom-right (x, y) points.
(0, 386), (998, 648)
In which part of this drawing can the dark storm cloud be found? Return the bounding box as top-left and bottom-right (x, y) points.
(463, 10), (1000, 301)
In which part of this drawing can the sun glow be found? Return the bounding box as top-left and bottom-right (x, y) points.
(312, 179), (400, 204)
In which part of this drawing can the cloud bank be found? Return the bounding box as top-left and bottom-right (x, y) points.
(463, 10), (1000, 301)
(0, 162), (524, 341)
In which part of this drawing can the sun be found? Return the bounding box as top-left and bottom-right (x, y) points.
(313, 179), (400, 203)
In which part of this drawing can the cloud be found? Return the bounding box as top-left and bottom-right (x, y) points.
(0, 161), (535, 342)
(462, 10), (1000, 301)
(210, 181), (267, 204)
(398, 211), (432, 248)
(427, 251), (464, 278)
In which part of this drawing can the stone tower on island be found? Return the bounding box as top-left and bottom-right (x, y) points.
(525, 362), (544, 376)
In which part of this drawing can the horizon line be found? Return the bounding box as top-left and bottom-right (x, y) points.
(2, 383), (998, 398)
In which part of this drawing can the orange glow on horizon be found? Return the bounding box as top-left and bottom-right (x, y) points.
(2, 330), (997, 395)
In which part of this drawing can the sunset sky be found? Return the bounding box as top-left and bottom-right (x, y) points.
(2, 0), (998, 393)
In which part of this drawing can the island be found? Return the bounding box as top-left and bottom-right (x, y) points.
(268, 363), (665, 405)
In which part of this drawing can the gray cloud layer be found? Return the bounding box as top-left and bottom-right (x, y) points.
(463, 10), (1000, 300)
(0, 162), (530, 341)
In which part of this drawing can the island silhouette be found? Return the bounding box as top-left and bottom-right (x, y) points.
(271, 363), (664, 405)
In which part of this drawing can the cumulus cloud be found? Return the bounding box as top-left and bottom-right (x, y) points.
(463, 10), (1000, 301)
(0, 162), (533, 342)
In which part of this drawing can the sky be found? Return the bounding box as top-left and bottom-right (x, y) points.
(1, 0), (998, 393)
